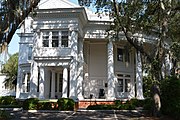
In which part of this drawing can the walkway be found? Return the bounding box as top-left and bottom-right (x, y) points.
(8, 110), (170, 120)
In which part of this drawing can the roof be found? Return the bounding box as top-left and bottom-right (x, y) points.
(38, 0), (81, 9)
(37, 0), (110, 21)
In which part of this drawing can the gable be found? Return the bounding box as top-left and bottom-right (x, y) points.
(38, 0), (80, 9)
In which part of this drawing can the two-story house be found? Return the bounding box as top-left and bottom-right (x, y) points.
(16, 0), (153, 102)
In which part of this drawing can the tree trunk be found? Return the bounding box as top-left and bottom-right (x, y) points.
(151, 84), (161, 117)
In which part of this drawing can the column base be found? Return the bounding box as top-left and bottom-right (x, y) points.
(77, 95), (84, 100)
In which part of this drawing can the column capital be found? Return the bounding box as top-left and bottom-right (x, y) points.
(69, 27), (78, 32)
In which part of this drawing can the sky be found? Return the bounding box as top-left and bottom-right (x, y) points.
(8, 0), (79, 55)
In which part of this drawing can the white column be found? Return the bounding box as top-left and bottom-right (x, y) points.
(24, 73), (28, 92)
(51, 71), (55, 98)
(39, 67), (45, 99)
(62, 67), (68, 98)
(16, 67), (22, 98)
(30, 61), (38, 97)
(107, 40), (115, 99)
(69, 29), (78, 100)
(57, 73), (60, 97)
(77, 39), (84, 100)
(136, 51), (144, 99)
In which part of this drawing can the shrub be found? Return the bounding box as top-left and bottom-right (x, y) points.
(0, 110), (10, 120)
(0, 96), (18, 105)
(87, 104), (116, 110)
(57, 98), (75, 111)
(38, 101), (58, 110)
(161, 76), (180, 119)
(23, 98), (39, 110)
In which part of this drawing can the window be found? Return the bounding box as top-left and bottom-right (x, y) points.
(22, 74), (26, 93)
(117, 48), (130, 62)
(42, 31), (69, 47)
(59, 74), (63, 92)
(42, 32), (49, 47)
(117, 74), (131, 93)
(52, 31), (59, 47)
(22, 73), (31, 92)
(28, 46), (33, 60)
(61, 31), (68, 47)
(117, 48), (123, 61)
(27, 73), (31, 92)
(55, 73), (58, 92)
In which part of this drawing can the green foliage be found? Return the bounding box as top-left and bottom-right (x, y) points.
(37, 101), (58, 110)
(87, 99), (152, 110)
(0, 0), (40, 44)
(1, 53), (18, 89)
(0, 96), (18, 105)
(143, 76), (154, 97)
(161, 76), (180, 119)
(23, 98), (39, 110)
(87, 104), (116, 110)
(57, 98), (75, 111)
(0, 110), (10, 120)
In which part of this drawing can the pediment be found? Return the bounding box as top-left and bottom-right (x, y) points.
(38, 0), (80, 9)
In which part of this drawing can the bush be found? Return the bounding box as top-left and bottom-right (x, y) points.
(161, 76), (180, 119)
(37, 101), (58, 110)
(57, 98), (75, 111)
(0, 110), (10, 120)
(87, 104), (116, 110)
(23, 98), (39, 110)
(87, 99), (152, 110)
(0, 96), (18, 105)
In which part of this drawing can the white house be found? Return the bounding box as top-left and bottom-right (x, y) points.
(16, 0), (154, 101)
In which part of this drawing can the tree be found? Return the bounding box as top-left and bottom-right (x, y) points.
(1, 53), (18, 90)
(78, 0), (180, 116)
(0, 0), (40, 51)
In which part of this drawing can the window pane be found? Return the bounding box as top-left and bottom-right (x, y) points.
(61, 31), (68, 47)
(42, 32), (49, 47)
(52, 40), (59, 47)
(52, 31), (59, 47)
(125, 79), (130, 92)
(117, 79), (123, 92)
(43, 40), (49, 47)
(27, 73), (31, 92)
(28, 46), (33, 60)
(59, 74), (63, 92)
(117, 48), (123, 61)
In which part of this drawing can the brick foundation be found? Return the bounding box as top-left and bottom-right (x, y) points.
(79, 100), (115, 108)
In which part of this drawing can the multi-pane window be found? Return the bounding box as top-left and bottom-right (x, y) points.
(42, 32), (49, 47)
(52, 31), (59, 47)
(42, 31), (69, 47)
(117, 48), (130, 62)
(22, 73), (31, 92)
(61, 31), (69, 47)
(117, 74), (131, 93)
(28, 46), (33, 60)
